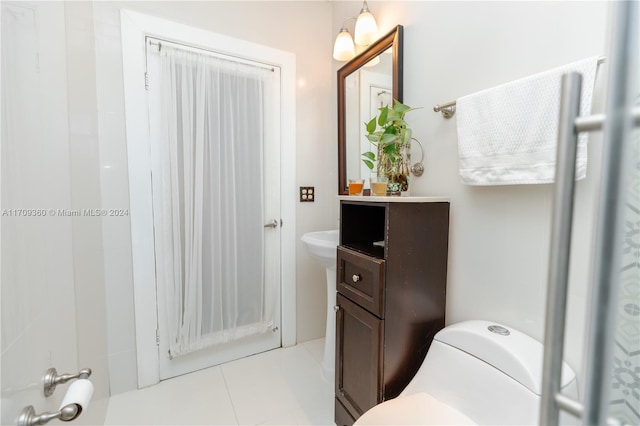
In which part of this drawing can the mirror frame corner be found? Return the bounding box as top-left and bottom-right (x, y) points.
(337, 24), (404, 195)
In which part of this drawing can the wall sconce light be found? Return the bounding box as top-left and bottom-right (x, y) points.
(333, 24), (356, 61)
(332, 1), (380, 61)
(354, 1), (379, 46)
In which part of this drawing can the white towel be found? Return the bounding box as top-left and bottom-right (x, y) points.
(456, 57), (599, 185)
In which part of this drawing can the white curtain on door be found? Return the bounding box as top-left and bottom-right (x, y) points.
(150, 44), (275, 358)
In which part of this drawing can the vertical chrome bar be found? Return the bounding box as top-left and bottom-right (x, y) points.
(539, 72), (583, 426)
(583, 1), (638, 424)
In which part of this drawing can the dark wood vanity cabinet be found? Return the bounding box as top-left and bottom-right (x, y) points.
(335, 199), (450, 426)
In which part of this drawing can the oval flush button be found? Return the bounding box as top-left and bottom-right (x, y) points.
(488, 325), (510, 336)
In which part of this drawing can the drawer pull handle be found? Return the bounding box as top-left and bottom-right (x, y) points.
(352, 274), (362, 283)
(334, 305), (340, 312)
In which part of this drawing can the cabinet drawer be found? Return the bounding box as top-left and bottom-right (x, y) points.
(337, 246), (385, 318)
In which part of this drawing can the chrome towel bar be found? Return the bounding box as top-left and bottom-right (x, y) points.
(433, 56), (607, 118)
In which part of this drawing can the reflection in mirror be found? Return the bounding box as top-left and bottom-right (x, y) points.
(338, 25), (403, 195)
(344, 49), (393, 189)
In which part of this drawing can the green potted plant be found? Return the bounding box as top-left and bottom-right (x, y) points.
(362, 100), (417, 195)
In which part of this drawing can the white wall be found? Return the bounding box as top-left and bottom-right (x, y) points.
(1, 4), (78, 423)
(332, 0), (609, 392)
(64, 4), (111, 418)
(1, 1), (109, 424)
(92, 1), (334, 394)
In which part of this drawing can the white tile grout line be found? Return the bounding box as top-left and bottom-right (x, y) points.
(219, 365), (241, 426)
(219, 342), (327, 426)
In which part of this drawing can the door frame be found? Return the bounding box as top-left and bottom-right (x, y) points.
(121, 9), (297, 388)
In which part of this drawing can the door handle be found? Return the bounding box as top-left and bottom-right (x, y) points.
(264, 219), (278, 229)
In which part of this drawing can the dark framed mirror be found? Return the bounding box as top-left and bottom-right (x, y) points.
(338, 25), (403, 195)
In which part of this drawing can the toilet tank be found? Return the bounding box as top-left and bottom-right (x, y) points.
(401, 320), (578, 425)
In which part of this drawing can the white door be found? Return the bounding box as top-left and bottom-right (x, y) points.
(1, 2), (80, 423)
(146, 41), (282, 380)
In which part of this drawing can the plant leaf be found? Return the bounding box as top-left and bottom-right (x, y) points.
(366, 134), (380, 143)
(386, 109), (400, 122)
(403, 128), (412, 144)
(377, 107), (388, 126)
(380, 133), (397, 144)
(365, 117), (377, 134)
(383, 126), (397, 135)
(362, 159), (374, 170)
(392, 99), (412, 115)
(383, 143), (397, 154)
(362, 151), (376, 160)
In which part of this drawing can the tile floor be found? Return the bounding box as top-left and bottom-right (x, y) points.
(104, 338), (335, 426)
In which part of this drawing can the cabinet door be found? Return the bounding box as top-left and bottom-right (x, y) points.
(335, 293), (384, 420)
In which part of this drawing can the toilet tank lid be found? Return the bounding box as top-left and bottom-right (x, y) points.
(434, 320), (576, 395)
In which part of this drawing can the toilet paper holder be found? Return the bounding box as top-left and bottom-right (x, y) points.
(17, 403), (81, 426)
(43, 367), (91, 397)
(16, 368), (93, 426)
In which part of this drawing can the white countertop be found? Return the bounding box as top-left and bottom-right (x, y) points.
(337, 195), (450, 203)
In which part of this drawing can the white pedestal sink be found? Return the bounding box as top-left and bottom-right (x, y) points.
(301, 229), (339, 381)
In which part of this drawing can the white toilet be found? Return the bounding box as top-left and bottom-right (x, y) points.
(355, 320), (577, 425)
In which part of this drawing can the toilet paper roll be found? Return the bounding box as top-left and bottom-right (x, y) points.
(60, 379), (94, 417)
